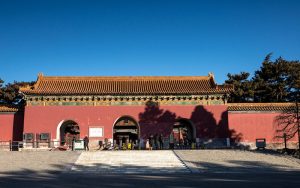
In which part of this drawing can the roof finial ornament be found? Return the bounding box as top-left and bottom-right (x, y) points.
(38, 72), (44, 78)
(208, 72), (216, 85)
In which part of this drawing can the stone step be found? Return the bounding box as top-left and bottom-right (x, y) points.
(69, 151), (190, 174)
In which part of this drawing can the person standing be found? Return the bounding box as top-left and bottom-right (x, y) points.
(150, 134), (154, 150)
(154, 134), (159, 150)
(146, 139), (150, 150)
(159, 134), (163, 149)
(83, 135), (89, 151)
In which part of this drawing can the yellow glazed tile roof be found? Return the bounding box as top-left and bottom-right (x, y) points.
(0, 105), (20, 112)
(228, 103), (296, 111)
(20, 74), (233, 95)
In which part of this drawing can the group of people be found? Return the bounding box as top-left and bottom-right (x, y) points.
(79, 134), (194, 151)
(145, 134), (164, 150)
(110, 134), (165, 150)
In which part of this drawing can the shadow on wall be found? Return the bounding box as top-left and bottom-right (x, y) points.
(12, 111), (24, 141)
(189, 105), (242, 143)
(138, 101), (176, 138)
(274, 106), (298, 142)
(138, 101), (242, 143)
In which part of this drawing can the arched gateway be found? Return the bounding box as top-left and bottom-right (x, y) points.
(113, 116), (139, 147)
(58, 120), (80, 146)
(172, 119), (196, 146)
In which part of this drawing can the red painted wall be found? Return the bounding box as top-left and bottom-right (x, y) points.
(0, 112), (24, 141)
(23, 105), (228, 141)
(4, 105), (297, 145)
(228, 112), (298, 143)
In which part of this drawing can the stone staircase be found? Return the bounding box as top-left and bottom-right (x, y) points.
(69, 150), (191, 174)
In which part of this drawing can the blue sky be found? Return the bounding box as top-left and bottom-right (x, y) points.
(1, 0), (300, 84)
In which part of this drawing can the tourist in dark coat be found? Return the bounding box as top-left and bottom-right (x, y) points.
(159, 134), (164, 149)
(149, 134), (154, 150)
(84, 135), (89, 151)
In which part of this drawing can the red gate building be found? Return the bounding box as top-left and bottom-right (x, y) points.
(0, 73), (298, 149)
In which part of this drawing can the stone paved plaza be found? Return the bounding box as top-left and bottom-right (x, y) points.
(1, 150), (300, 188)
(1, 150), (300, 175)
(69, 150), (300, 174)
(175, 150), (300, 173)
(0, 151), (80, 175)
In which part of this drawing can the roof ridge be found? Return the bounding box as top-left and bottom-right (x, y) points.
(228, 102), (296, 112)
(19, 73), (234, 95)
(33, 73), (44, 89)
(0, 104), (21, 112)
(228, 103), (295, 106)
(40, 75), (212, 80)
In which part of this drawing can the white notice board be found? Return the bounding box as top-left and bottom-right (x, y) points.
(89, 127), (103, 137)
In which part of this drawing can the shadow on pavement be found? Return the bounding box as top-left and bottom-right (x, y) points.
(185, 159), (300, 173)
(1, 160), (300, 188)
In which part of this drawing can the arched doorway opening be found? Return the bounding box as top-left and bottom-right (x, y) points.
(171, 119), (195, 148)
(59, 120), (80, 146)
(113, 116), (139, 148)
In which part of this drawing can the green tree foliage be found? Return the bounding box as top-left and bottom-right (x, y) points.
(254, 54), (292, 102)
(0, 78), (34, 105)
(0, 78), (4, 101)
(226, 54), (300, 103)
(225, 72), (254, 102)
(286, 60), (300, 101)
